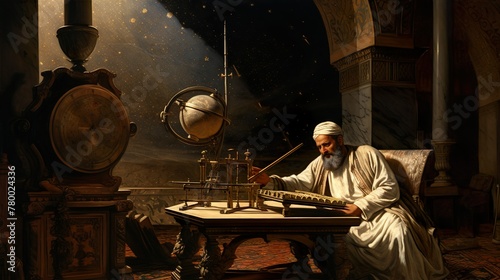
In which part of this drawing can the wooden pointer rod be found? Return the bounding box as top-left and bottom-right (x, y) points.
(248, 142), (304, 181)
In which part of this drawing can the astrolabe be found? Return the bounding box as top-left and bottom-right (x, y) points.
(50, 84), (131, 173)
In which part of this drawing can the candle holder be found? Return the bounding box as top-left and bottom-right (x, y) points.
(57, 25), (99, 72)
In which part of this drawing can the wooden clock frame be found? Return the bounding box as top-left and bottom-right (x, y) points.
(19, 67), (135, 279)
(24, 67), (135, 194)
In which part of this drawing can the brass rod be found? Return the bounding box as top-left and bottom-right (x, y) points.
(248, 143), (304, 181)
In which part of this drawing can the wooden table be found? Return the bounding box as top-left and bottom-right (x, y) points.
(165, 201), (360, 280)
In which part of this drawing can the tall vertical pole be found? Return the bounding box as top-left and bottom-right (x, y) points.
(223, 20), (229, 107)
(429, 0), (457, 192)
(432, 0), (450, 141)
(215, 20), (231, 160)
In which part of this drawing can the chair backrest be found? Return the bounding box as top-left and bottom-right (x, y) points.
(379, 149), (435, 204)
(468, 173), (495, 192)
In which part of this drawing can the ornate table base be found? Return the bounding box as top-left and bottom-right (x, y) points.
(166, 201), (360, 280)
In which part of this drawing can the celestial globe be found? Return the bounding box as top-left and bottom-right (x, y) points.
(179, 94), (225, 141)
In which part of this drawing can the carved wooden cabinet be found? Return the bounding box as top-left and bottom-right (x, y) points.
(25, 192), (133, 279)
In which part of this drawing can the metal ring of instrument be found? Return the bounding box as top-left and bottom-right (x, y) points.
(160, 85), (229, 146)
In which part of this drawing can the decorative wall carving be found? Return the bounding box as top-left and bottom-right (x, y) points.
(333, 47), (419, 92)
(458, 1), (500, 51)
(314, 0), (374, 62)
(314, 0), (415, 63)
(371, 0), (415, 35)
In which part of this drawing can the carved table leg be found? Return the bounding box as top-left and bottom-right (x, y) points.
(171, 222), (201, 280)
(311, 234), (338, 280)
(199, 235), (223, 280)
(200, 234), (255, 280)
(284, 241), (314, 279)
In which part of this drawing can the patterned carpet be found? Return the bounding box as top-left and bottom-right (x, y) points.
(440, 231), (500, 280)
(126, 225), (500, 280)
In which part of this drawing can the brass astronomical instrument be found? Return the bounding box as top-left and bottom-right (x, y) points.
(171, 143), (305, 214)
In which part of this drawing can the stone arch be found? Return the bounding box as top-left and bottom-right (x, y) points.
(313, 0), (416, 64)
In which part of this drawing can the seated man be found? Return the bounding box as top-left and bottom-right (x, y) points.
(251, 121), (448, 279)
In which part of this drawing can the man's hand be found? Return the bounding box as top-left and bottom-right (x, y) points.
(341, 203), (362, 217)
(250, 167), (270, 185)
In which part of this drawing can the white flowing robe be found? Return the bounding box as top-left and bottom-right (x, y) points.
(266, 145), (448, 280)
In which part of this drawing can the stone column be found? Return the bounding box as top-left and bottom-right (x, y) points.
(428, 0), (458, 194)
(333, 47), (421, 149)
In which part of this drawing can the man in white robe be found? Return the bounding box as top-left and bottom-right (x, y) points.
(251, 121), (449, 279)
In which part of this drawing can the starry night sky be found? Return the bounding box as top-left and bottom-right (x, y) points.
(38, 0), (341, 184)
(160, 0), (342, 144)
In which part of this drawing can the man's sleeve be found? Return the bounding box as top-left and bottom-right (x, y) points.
(352, 146), (400, 220)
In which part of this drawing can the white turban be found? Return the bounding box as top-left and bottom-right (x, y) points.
(312, 121), (343, 140)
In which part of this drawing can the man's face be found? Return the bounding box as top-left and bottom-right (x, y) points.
(315, 134), (344, 170)
(315, 135), (338, 157)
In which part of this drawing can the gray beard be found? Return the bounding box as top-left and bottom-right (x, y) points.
(322, 147), (344, 171)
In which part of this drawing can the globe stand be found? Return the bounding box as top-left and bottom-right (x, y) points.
(160, 86), (268, 214)
(160, 86), (229, 148)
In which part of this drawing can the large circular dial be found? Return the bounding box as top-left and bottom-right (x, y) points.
(50, 84), (130, 173)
